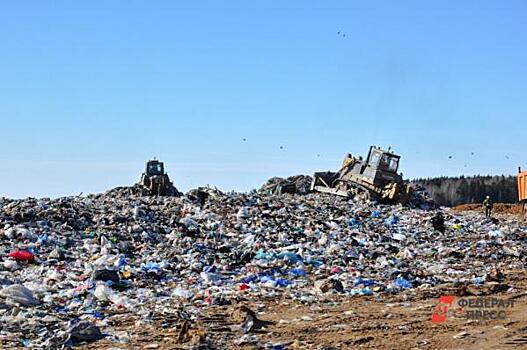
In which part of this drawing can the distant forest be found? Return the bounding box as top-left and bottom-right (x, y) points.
(412, 175), (518, 207)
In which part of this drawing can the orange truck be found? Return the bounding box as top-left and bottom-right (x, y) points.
(519, 167), (527, 218)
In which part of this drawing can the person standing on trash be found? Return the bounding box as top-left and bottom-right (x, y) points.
(483, 195), (493, 217)
(431, 211), (445, 233)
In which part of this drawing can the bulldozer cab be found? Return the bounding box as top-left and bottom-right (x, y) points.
(367, 147), (400, 173)
(145, 160), (164, 176)
(355, 146), (401, 182)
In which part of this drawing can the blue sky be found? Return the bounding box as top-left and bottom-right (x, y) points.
(0, 1), (525, 198)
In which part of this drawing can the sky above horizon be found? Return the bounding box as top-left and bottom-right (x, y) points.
(0, 1), (525, 198)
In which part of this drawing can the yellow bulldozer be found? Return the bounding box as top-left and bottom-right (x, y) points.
(311, 146), (412, 204)
(138, 159), (181, 196)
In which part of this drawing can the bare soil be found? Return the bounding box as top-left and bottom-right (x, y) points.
(452, 203), (523, 216)
(75, 269), (527, 350)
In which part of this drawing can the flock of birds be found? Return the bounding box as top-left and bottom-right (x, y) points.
(239, 29), (514, 169)
(236, 30), (348, 155)
(447, 152), (512, 168)
(242, 136), (513, 168)
(242, 137), (285, 151)
(241, 137), (515, 175)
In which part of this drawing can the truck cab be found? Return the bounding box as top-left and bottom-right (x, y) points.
(518, 167), (527, 218)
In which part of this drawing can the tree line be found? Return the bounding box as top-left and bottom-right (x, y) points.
(412, 175), (518, 207)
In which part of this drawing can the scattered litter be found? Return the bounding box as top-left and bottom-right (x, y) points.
(0, 180), (524, 348)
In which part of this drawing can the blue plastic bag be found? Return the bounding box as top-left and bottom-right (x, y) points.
(394, 277), (413, 289)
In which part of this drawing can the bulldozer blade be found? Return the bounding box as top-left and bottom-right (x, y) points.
(312, 186), (350, 197)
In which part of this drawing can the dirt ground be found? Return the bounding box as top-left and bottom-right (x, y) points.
(452, 203), (523, 216)
(76, 274), (527, 350)
(75, 210), (527, 350)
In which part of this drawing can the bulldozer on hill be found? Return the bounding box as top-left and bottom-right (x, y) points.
(311, 146), (411, 204)
(138, 159), (181, 196)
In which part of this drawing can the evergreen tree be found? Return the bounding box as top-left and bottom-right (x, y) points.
(412, 175), (517, 206)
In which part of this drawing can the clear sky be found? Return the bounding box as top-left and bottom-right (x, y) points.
(0, 1), (525, 198)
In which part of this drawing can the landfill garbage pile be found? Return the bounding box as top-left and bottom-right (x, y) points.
(0, 188), (525, 348)
(259, 175), (313, 195)
(406, 183), (436, 210)
(107, 183), (183, 198)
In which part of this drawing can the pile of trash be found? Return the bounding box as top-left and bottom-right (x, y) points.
(406, 183), (436, 210)
(259, 175), (313, 195)
(0, 187), (525, 348)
